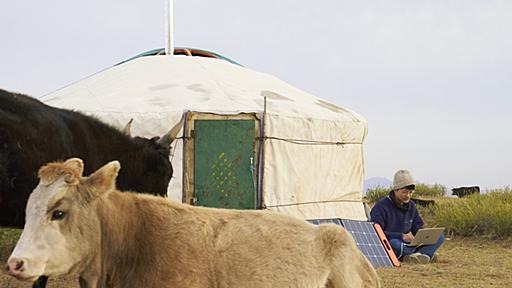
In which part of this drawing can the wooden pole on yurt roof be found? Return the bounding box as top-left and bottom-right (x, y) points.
(165, 0), (174, 55)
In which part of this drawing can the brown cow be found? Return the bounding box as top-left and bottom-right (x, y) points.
(6, 158), (381, 288)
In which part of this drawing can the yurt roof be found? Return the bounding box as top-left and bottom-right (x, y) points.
(42, 53), (367, 143)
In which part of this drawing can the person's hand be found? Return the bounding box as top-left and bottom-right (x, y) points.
(402, 232), (414, 243)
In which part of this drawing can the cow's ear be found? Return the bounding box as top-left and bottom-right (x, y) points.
(63, 158), (84, 184)
(39, 158), (84, 185)
(85, 160), (120, 198)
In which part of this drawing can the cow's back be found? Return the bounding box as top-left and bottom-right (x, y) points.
(205, 210), (331, 287)
(0, 89), (171, 227)
(0, 91), (69, 226)
(97, 194), (379, 288)
(97, 196), (324, 287)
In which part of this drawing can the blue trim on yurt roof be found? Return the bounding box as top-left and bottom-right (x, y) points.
(117, 47), (242, 66)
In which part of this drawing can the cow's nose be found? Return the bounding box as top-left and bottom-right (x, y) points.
(7, 257), (26, 276)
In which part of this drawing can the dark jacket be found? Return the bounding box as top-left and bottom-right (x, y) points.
(370, 193), (424, 240)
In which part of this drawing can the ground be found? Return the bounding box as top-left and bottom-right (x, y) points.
(1, 236), (511, 287)
(378, 237), (512, 288)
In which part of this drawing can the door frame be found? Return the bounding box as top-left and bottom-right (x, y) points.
(182, 112), (262, 207)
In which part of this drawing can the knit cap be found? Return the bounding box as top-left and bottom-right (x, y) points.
(392, 169), (415, 190)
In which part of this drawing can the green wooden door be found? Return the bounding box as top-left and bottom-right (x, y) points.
(194, 120), (256, 209)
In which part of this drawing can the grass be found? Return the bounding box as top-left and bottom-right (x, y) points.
(378, 237), (512, 287)
(429, 191), (512, 238)
(0, 228), (21, 264)
(368, 186), (512, 239)
(366, 183), (446, 204)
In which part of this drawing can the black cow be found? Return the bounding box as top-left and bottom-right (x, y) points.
(0, 89), (182, 288)
(451, 186), (480, 198)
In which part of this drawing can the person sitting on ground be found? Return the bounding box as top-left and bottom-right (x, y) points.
(370, 169), (445, 264)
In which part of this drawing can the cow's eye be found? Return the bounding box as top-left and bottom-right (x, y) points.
(51, 210), (66, 221)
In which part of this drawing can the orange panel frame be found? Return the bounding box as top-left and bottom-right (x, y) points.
(373, 223), (401, 267)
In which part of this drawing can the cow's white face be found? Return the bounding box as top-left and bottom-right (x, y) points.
(5, 158), (115, 282)
(6, 158), (119, 282)
(7, 177), (84, 281)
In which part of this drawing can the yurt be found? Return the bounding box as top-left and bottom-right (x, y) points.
(41, 49), (369, 221)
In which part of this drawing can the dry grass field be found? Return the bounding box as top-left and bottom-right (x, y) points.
(378, 237), (512, 288)
(1, 227), (511, 287)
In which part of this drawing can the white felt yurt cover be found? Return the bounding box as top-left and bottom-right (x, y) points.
(42, 55), (368, 221)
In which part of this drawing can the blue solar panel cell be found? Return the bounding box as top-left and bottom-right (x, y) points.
(341, 219), (393, 268)
(307, 218), (394, 268)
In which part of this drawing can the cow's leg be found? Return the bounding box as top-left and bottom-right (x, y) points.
(31, 276), (48, 288)
(327, 255), (381, 288)
(79, 276), (107, 288)
(79, 265), (105, 288)
(77, 253), (104, 288)
(79, 277), (93, 288)
(318, 225), (381, 288)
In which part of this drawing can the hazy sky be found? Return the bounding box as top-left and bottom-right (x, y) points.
(1, 1), (511, 190)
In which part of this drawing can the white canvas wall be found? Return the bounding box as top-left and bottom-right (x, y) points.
(42, 55), (368, 220)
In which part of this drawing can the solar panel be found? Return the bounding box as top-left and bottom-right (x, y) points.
(307, 218), (398, 268)
(340, 219), (395, 267)
(308, 218), (343, 226)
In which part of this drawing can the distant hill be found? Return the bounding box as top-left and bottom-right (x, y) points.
(364, 177), (392, 194)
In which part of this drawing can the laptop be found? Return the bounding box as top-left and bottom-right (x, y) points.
(406, 227), (445, 247)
